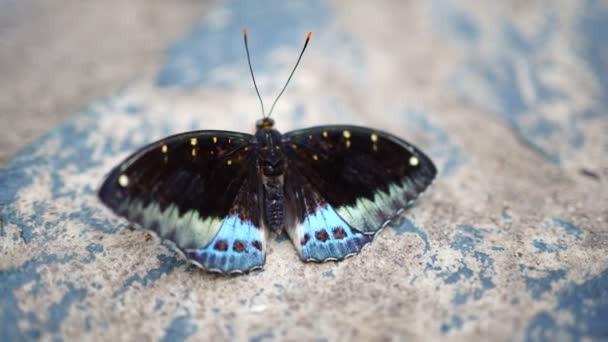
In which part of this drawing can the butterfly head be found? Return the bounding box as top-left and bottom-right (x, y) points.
(255, 117), (275, 130)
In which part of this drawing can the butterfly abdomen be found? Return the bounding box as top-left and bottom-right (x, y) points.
(263, 183), (285, 234)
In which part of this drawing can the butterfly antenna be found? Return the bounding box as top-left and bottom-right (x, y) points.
(243, 28), (266, 117)
(267, 31), (312, 118)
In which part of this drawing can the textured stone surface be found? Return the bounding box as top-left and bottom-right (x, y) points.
(1, 1), (607, 341)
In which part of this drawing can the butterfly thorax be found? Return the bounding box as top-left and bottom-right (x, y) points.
(255, 120), (287, 235)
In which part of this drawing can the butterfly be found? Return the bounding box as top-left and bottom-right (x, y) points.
(98, 29), (437, 274)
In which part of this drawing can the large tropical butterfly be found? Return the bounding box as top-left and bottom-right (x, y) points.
(99, 29), (437, 274)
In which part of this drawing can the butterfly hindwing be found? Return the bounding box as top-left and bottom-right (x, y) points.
(284, 125), (436, 237)
(285, 168), (372, 261)
(98, 130), (265, 273)
(184, 169), (265, 272)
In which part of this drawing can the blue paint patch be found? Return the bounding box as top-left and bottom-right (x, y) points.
(450, 225), (484, 255)
(82, 243), (105, 263)
(0, 253), (77, 341)
(453, 14), (479, 42)
(426, 225), (497, 305)
(322, 270), (335, 279)
(431, 0), (601, 164)
(548, 218), (583, 240)
(520, 265), (567, 300)
(46, 284), (87, 334)
(451, 292), (469, 305)
(580, 0), (608, 111)
(429, 0), (479, 43)
(440, 262), (474, 284)
(250, 329), (274, 342)
(475, 252), (496, 291)
(124, 104), (145, 115)
(393, 217), (431, 253)
(525, 270), (608, 341)
(440, 315), (464, 334)
(113, 255), (185, 297)
(154, 299), (165, 312)
(450, 234), (476, 255)
(526, 312), (558, 342)
(532, 240), (565, 253)
(0, 106), (122, 245)
(157, 0), (329, 88)
(161, 314), (198, 342)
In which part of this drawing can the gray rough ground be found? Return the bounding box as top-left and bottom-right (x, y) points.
(0, 0), (209, 165)
(1, 1), (607, 341)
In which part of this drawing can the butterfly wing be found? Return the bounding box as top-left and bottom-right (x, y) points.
(98, 131), (265, 273)
(283, 125), (436, 260)
(284, 167), (373, 261)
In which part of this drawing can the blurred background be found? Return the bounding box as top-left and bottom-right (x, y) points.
(0, 1), (606, 341)
(0, 0), (210, 165)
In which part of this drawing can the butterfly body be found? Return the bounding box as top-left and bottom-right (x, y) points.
(255, 119), (288, 235)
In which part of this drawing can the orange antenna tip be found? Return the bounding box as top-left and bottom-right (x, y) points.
(307, 32), (312, 40)
(242, 27), (247, 36)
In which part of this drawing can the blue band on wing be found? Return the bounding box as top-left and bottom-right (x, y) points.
(186, 215), (265, 273)
(296, 203), (372, 261)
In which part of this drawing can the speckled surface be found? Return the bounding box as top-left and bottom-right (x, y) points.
(1, 1), (607, 341)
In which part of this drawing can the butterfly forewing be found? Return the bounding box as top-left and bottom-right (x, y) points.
(98, 130), (265, 273)
(283, 125), (436, 238)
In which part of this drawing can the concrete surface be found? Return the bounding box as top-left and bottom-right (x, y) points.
(1, 0), (607, 341)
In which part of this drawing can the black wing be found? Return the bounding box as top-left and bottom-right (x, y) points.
(98, 130), (265, 273)
(283, 125), (436, 238)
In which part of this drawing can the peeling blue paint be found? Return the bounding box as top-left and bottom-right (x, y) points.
(154, 299), (165, 312)
(450, 224), (484, 255)
(450, 234), (476, 255)
(161, 314), (198, 342)
(440, 315), (464, 334)
(322, 270), (335, 279)
(113, 255), (185, 297)
(431, 0), (602, 165)
(393, 217), (431, 253)
(475, 252), (496, 291)
(46, 284), (87, 334)
(157, 0), (329, 88)
(0, 253), (77, 341)
(440, 262), (474, 284)
(250, 328), (275, 342)
(548, 218), (583, 240)
(425, 225), (497, 305)
(525, 270), (608, 341)
(532, 240), (565, 253)
(124, 103), (145, 115)
(520, 265), (566, 300)
(580, 0), (608, 110)
(82, 243), (105, 263)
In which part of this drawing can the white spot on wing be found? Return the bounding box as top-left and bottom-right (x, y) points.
(118, 174), (129, 187)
